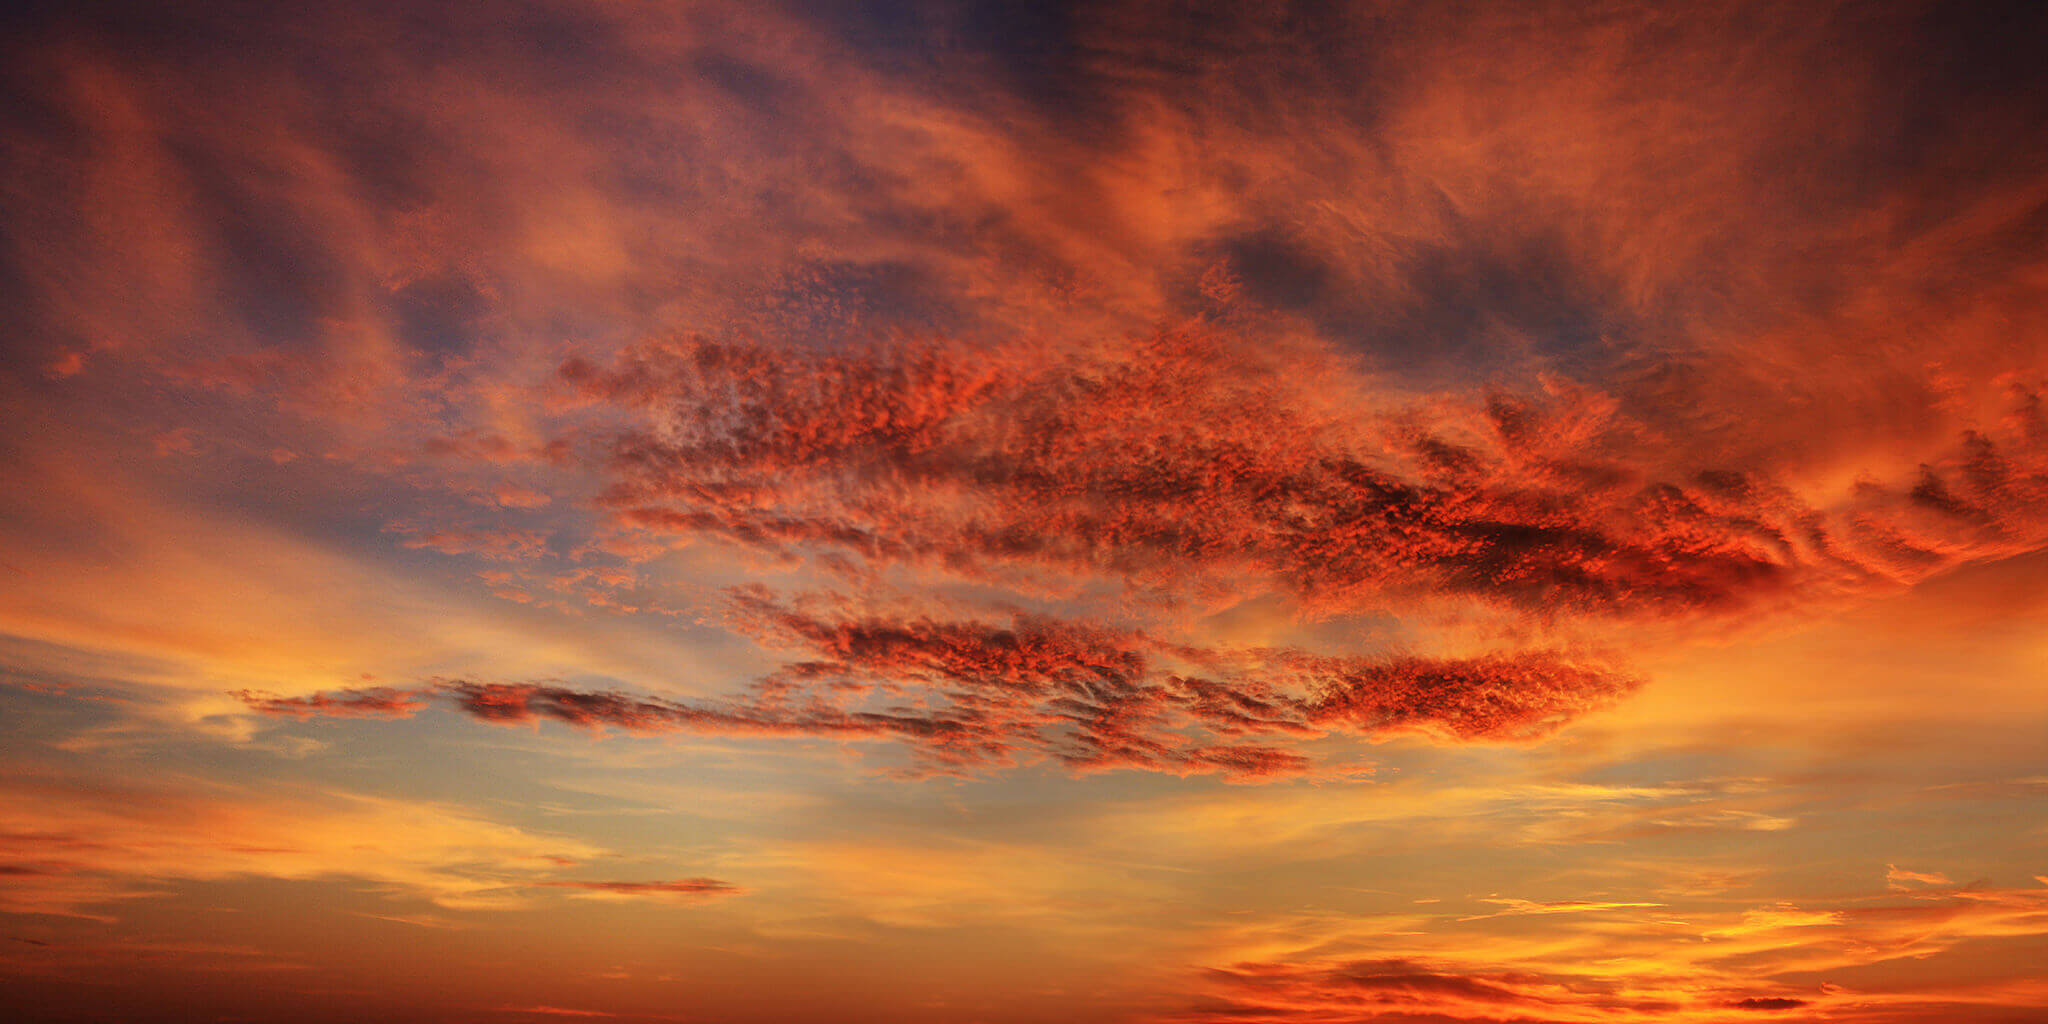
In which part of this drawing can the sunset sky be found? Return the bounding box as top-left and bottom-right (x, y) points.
(4, 2), (2048, 1022)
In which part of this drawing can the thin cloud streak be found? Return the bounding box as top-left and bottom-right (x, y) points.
(535, 878), (743, 899)
(238, 600), (1640, 780)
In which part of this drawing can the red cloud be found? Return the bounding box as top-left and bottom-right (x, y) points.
(232, 323), (2048, 789)
(565, 329), (2048, 626)
(235, 687), (427, 720)
(234, 598), (1637, 780)
(1300, 651), (1638, 741)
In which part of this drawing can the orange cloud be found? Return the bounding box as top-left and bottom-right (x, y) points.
(1887, 864), (1955, 889)
(0, 769), (606, 919)
(535, 878), (742, 900)
(1161, 876), (2048, 1024)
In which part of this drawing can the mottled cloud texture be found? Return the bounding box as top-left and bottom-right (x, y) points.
(241, 593), (1638, 779)
(4, 0), (2048, 1021)
(567, 330), (2048, 619)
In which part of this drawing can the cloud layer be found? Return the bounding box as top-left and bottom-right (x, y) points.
(1164, 874), (2048, 1024)
(5, 0), (2048, 1021)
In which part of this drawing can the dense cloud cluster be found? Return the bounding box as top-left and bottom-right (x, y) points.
(567, 331), (2048, 625)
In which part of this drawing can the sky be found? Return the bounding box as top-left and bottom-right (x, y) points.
(3, 1), (2047, 1021)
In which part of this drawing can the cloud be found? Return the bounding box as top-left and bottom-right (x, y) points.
(9, 0), (2048, 786)
(232, 598), (1639, 780)
(386, 523), (554, 562)
(1461, 898), (1665, 922)
(1170, 956), (1674, 1023)
(489, 1005), (688, 1022)
(0, 770), (605, 918)
(1888, 864), (1955, 889)
(1159, 876), (2048, 1024)
(4, 0), (2048, 1020)
(535, 878), (742, 900)
(1726, 997), (1809, 1011)
(566, 330), (2048, 632)
(235, 686), (426, 720)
